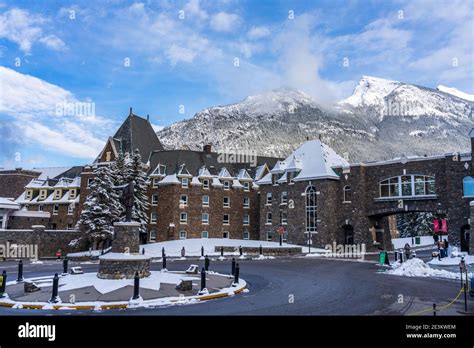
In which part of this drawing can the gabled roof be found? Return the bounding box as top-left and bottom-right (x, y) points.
(218, 167), (233, 179)
(97, 111), (164, 163)
(177, 164), (192, 177)
(237, 169), (252, 181)
(270, 161), (286, 174)
(198, 166), (212, 178)
(150, 163), (166, 177)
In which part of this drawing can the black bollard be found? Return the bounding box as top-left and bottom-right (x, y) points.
(0, 270), (7, 297)
(259, 245), (263, 256)
(200, 268), (206, 291)
(142, 248), (145, 255)
(162, 247), (165, 259)
(234, 263), (240, 284)
(101, 248), (104, 255)
(394, 251), (398, 262)
(162, 255), (167, 270)
(62, 258), (68, 275)
(231, 258), (236, 275)
(221, 246), (224, 257)
(17, 260), (24, 282)
(132, 272), (140, 300)
(49, 273), (60, 303)
(239, 246), (243, 256)
(201, 246), (204, 257)
(205, 255), (210, 271)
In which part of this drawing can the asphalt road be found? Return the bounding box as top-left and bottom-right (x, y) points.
(0, 254), (472, 316)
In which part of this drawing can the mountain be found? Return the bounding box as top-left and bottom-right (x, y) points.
(157, 77), (474, 162)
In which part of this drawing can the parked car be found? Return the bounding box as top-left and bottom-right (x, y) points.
(70, 267), (84, 275)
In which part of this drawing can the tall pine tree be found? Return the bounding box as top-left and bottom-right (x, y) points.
(79, 165), (122, 245)
(124, 149), (149, 234)
(396, 212), (434, 237)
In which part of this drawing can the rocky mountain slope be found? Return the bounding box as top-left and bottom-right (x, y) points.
(157, 77), (474, 162)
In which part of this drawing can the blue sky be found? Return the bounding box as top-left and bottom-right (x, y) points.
(0, 0), (473, 168)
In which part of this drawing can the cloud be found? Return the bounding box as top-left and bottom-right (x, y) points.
(0, 66), (113, 159)
(247, 26), (271, 40)
(0, 8), (65, 53)
(210, 12), (240, 32)
(183, 0), (208, 21)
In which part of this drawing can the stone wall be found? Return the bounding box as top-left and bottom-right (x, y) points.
(0, 169), (39, 199)
(0, 226), (85, 258)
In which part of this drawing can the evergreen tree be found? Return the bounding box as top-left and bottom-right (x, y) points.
(112, 151), (128, 186)
(123, 149), (149, 233)
(396, 212), (434, 237)
(79, 165), (122, 245)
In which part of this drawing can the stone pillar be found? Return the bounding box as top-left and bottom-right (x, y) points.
(112, 222), (141, 254)
(31, 225), (44, 257)
(469, 202), (474, 255)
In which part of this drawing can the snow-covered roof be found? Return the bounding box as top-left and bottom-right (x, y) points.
(218, 167), (233, 179)
(150, 163), (166, 177)
(25, 178), (48, 189)
(198, 166), (212, 178)
(253, 164), (268, 181)
(191, 177), (201, 186)
(177, 164), (192, 177)
(0, 197), (19, 210)
(257, 172), (272, 185)
(237, 169), (252, 181)
(33, 167), (72, 180)
(232, 179), (244, 189)
(285, 156), (302, 172)
(159, 174), (181, 185)
(212, 177), (223, 187)
(270, 161), (286, 174)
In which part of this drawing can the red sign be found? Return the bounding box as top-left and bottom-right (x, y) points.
(441, 219), (447, 233)
(277, 226), (285, 235)
(433, 219), (439, 233)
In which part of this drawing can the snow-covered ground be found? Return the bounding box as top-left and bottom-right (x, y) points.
(385, 258), (472, 280)
(428, 251), (474, 266)
(141, 238), (300, 257)
(391, 236), (438, 249)
(67, 247), (112, 258)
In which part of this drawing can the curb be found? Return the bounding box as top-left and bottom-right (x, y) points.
(0, 282), (247, 311)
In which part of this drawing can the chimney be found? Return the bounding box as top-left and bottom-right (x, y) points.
(147, 114), (150, 122)
(203, 144), (212, 153)
(129, 107), (133, 116)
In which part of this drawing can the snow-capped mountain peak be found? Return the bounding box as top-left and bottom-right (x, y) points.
(437, 85), (474, 102)
(340, 76), (401, 108)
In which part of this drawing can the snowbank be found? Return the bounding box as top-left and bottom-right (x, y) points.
(428, 253), (474, 266)
(142, 238), (299, 257)
(386, 258), (471, 279)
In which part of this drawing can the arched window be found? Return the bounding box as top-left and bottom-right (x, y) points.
(343, 185), (351, 202)
(305, 186), (317, 232)
(463, 176), (474, 197)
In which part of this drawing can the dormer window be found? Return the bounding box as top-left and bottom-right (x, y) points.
(152, 178), (160, 188)
(69, 189), (77, 200)
(39, 189), (47, 200)
(243, 182), (250, 191)
(53, 189), (62, 200)
(25, 190), (33, 200)
(223, 181), (230, 190)
(181, 178), (189, 188)
(202, 179), (210, 189)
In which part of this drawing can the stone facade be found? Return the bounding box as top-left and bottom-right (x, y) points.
(112, 222), (141, 254)
(97, 257), (151, 279)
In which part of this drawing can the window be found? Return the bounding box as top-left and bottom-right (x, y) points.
(180, 212), (188, 223)
(53, 189), (61, 200)
(266, 192), (272, 205)
(53, 204), (59, 215)
(266, 212), (272, 224)
(223, 196), (230, 208)
(281, 191), (288, 204)
(463, 176), (474, 197)
(181, 178), (189, 188)
(25, 190), (33, 200)
(202, 179), (210, 189)
(87, 178), (93, 188)
(202, 213), (209, 224)
(267, 232), (272, 241)
(201, 231), (209, 238)
(105, 151), (111, 162)
(343, 186), (351, 203)
(305, 186), (317, 232)
(243, 182), (250, 191)
(67, 204), (74, 215)
(243, 230), (250, 240)
(69, 189), (77, 200)
(39, 190), (47, 200)
(202, 195), (209, 207)
(223, 231), (229, 239)
(150, 212), (157, 224)
(243, 214), (250, 225)
(38, 205), (44, 212)
(152, 194), (158, 205)
(280, 210), (288, 225)
(67, 223), (73, 229)
(243, 197), (250, 208)
(152, 178), (159, 188)
(223, 214), (230, 224)
(180, 194), (188, 206)
(179, 230), (187, 239)
(379, 175), (435, 198)
(150, 230), (157, 241)
(223, 181), (230, 190)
